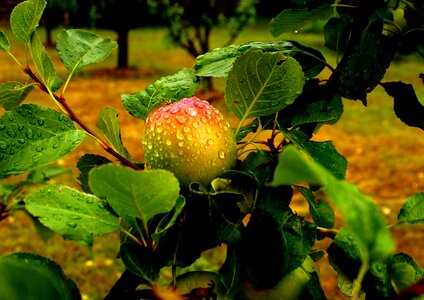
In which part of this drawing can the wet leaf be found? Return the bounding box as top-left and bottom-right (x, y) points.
(89, 164), (180, 224)
(29, 32), (56, 90)
(0, 104), (85, 176)
(10, 0), (46, 43)
(121, 69), (199, 120)
(0, 81), (35, 110)
(25, 186), (120, 247)
(225, 50), (304, 119)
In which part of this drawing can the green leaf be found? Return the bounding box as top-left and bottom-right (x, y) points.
(0, 31), (10, 51)
(398, 192), (424, 224)
(0, 81), (35, 110)
(25, 185), (120, 247)
(96, 107), (134, 162)
(298, 186), (335, 228)
(225, 50), (304, 120)
(29, 33), (56, 90)
(0, 104), (85, 176)
(388, 253), (424, 291)
(270, 6), (331, 37)
(381, 81), (424, 130)
(76, 154), (111, 193)
(195, 40), (325, 79)
(120, 244), (159, 283)
(0, 252), (80, 300)
(89, 164), (180, 224)
(10, 0), (46, 43)
(272, 146), (395, 260)
(339, 20), (395, 101)
(282, 129), (347, 179)
(323, 16), (351, 51)
(56, 29), (117, 73)
(121, 69), (199, 120)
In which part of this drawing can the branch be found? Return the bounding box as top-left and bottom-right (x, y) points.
(23, 67), (142, 171)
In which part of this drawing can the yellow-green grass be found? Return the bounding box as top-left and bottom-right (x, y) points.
(1, 21), (423, 300)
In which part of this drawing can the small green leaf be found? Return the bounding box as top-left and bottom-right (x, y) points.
(225, 50), (304, 120)
(121, 69), (199, 120)
(0, 31), (10, 51)
(298, 186), (335, 229)
(323, 16), (351, 51)
(0, 81), (35, 110)
(388, 253), (424, 291)
(270, 6), (331, 37)
(76, 154), (111, 193)
(96, 107), (134, 162)
(381, 81), (424, 130)
(282, 129), (347, 180)
(0, 104), (85, 176)
(120, 244), (159, 283)
(398, 192), (424, 224)
(89, 164), (180, 224)
(272, 146), (394, 260)
(29, 33), (56, 89)
(0, 252), (80, 300)
(56, 29), (117, 73)
(25, 185), (119, 247)
(10, 0), (47, 43)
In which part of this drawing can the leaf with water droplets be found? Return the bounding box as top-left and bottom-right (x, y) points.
(89, 164), (180, 225)
(96, 106), (134, 162)
(56, 29), (117, 74)
(10, 0), (46, 43)
(25, 185), (119, 247)
(0, 104), (85, 176)
(121, 68), (199, 120)
(225, 50), (304, 120)
(0, 81), (35, 110)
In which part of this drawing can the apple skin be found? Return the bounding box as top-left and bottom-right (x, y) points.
(142, 97), (237, 186)
(242, 256), (317, 300)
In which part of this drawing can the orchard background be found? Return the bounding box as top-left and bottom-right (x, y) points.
(0, 1), (423, 299)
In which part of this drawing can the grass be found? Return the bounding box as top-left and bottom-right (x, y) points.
(1, 21), (423, 300)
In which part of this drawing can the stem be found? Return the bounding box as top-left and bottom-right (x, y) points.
(23, 67), (142, 170)
(352, 257), (369, 300)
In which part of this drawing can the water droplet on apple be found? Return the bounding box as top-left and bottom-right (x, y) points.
(185, 107), (198, 116)
(176, 130), (184, 140)
(218, 151), (226, 159)
(165, 139), (172, 146)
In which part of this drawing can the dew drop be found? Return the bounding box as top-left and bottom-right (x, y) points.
(156, 126), (164, 134)
(36, 146), (44, 152)
(176, 130), (184, 140)
(52, 144), (59, 149)
(0, 124), (5, 130)
(185, 107), (198, 116)
(70, 215), (82, 220)
(37, 119), (45, 126)
(147, 143), (153, 150)
(6, 130), (16, 138)
(165, 139), (172, 146)
(207, 139), (214, 146)
(17, 139), (25, 144)
(170, 106), (180, 114)
(67, 223), (77, 229)
(97, 202), (106, 209)
(17, 125), (24, 131)
(153, 150), (160, 157)
(176, 115), (187, 124)
(0, 141), (9, 150)
(86, 198), (94, 204)
(201, 117), (208, 124)
(183, 126), (191, 133)
(192, 122), (199, 128)
(218, 151), (226, 159)
(186, 133), (193, 141)
(178, 140), (184, 147)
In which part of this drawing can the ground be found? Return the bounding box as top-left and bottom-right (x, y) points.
(0, 25), (423, 299)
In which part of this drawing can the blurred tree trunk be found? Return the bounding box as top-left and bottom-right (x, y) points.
(117, 29), (129, 69)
